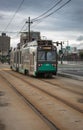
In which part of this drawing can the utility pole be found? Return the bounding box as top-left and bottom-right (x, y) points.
(26, 17), (33, 42)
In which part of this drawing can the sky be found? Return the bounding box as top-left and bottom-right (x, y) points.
(0, 0), (83, 48)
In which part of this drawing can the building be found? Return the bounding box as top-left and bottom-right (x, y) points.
(20, 31), (40, 47)
(0, 33), (10, 56)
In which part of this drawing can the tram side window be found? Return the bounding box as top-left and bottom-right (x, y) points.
(21, 55), (24, 64)
(14, 53), (16, 63)
(14, 54), (15, 63)
(17, 52), (19, 64)
(20, 51), (22, 64)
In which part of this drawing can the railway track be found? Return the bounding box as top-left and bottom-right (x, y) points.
(0, 69), (83, 130)
(41, 78), (83, 96)
(5, 70), (83, 113)
(0, 70), (58, 130)
(0, 73), (53, 130)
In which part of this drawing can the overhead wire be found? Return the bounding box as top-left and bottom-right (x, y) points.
(40, 0), (71, 20)
(13, 0), (62, 32)
(2, 0), (71, 39)
(31, 0), (71, 28)
(11, 21), (27, 39)
(32, 0), (63, 22)
(3, 0), (25, 32)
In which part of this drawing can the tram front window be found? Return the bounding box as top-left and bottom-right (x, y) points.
(47, 51), (56, 61)
(38, 51), (56, 61)
(38, 51), (45, 60)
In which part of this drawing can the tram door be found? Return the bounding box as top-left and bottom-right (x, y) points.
(16, 51), (19, 71)
(29, 52), (35, 74)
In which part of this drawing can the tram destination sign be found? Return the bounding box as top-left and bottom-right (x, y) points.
(43, 46), (51, 50)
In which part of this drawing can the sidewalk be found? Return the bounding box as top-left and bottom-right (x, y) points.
(58, 60), (83, 65)
(58, 61), (83, 70)
(57, 61), (83, 81)
(57, 71), (83, 81)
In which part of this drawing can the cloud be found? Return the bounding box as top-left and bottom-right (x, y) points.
(77, 36), (83, 41)
(0, 0), (83, 47)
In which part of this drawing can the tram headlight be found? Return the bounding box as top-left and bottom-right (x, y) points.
(38, 64), (42, 67)
(52, 64), (56, 67)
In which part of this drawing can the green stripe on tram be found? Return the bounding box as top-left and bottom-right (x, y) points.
(38, 63), (56, 71)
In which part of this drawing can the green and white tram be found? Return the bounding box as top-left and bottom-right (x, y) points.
(10, 40), (58, 77)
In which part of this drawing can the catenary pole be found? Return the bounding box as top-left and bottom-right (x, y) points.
(26, 17), (33, 42)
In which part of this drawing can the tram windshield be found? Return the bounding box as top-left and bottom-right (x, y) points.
(38, 51), (56, 61)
